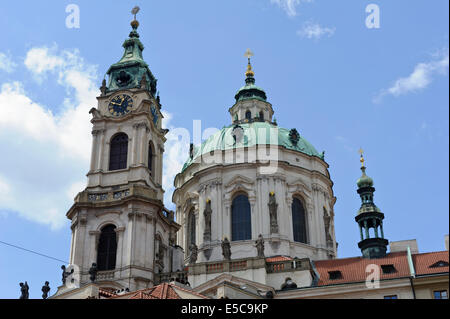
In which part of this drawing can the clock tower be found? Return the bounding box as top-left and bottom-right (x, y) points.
(57, 12), (181, 295)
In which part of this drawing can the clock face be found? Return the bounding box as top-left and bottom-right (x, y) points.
(108, 94), (133, 116)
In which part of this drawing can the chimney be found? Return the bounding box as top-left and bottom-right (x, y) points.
(389, 239), (419, 254)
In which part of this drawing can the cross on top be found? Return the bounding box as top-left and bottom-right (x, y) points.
(131, 6), (140, 20)
(244, 49), (254, 61)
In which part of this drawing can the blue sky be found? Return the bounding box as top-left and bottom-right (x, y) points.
(0, 0), (448, 299)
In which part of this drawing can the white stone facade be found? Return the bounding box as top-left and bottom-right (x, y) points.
(173, 97), (338, 288)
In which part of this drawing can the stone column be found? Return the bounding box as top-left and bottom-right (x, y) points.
(90, 130), (99, 171)
(373, 219), (379, 238)
(139, 124), (148, 165)
(364, 220), (369, 239)
(96, 130), (106, 171)
(249, 197), (257, 240)
(312, 185), (321, 247)
(286, 197), (294, 241)
(131, 124), (139, 166)
(115, 227), (126, 270)
(88, 230), (101, 271)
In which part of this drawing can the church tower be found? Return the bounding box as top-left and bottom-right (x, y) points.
(58, 11), (180, 294)
(355, 151), (389, 258)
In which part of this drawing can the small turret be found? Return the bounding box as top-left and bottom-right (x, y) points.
(355, 149), (388, 259)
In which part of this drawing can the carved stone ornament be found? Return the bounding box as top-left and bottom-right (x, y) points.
(189, 244), (198, 265)
(41, 281), (50, 299)
(232, 125), (244, 144)
(89, 263), (98, 283)
(323, 208), (333, 245)
(203, 199), (212, 242)
(221, 238), (231, 261)
(19, 282), (29, 299)
(61, 265), (74, 285)
(140, 74), (148, 89)
(255, 234), (265, 258)
(268, 192), (279, 234)
(289, 128), (300, 145)
(100, 78), (107, 96)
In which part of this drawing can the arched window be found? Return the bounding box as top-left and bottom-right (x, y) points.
(97, 225), (117, 271)
(187, 209), (196, 249)
(148, 142), (154, 174)
(245, 110), (252, 121)
(259, 111), (264, 121)
(292, 197), (307, 244)
(109, 133), (128, 171)
(232, 194), (251, 241)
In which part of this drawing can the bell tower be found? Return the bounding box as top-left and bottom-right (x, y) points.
(58, 9), (180, 295)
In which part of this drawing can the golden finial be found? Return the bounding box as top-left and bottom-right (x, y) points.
(244, 49), (255, 77)
(130, 6), (140, 29)
(359, 148), (365, 168)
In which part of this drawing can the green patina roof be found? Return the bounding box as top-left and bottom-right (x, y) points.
(235, 83), (267, 102)
(182, 122), (324, 172)
(106, 20), (157, 96)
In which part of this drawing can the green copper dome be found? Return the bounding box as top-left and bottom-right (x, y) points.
(357, 167), (374, 188)
(182, 122), (324, 172)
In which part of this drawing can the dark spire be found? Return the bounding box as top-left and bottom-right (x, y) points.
(355, 150), (389, 259)
(104, 7), (158, 96)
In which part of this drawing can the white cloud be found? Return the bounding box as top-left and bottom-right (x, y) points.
(297, 21), (335, 40)
(270, 0), (313, 17)
(0, 52), (17, 73)
(162, 112), (190, 210)
(0, 45), (98, 230)
(375, 48), (449, 103)
(24, 46), (65, 75)
(0, 175), (11, 202)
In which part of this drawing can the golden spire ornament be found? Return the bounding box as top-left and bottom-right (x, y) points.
(359, 148), (365, 168)
(244, 49), (255, 77)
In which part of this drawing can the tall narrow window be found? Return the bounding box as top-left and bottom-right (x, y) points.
(148, 142), (153, 174)
(97, 225), (117, 271)
(232, 194), (251, 241)
(187, 209), (196, 250)
(109, 133), (128, 171)
(259, 111), (264, 121)
(292, 197), (307, 243)
(245, 110), (252, 121)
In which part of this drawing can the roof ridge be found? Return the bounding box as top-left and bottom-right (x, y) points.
(170, 283), (208, 299)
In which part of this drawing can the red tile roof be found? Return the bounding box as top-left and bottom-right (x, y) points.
(314, 251), (450, 287)
(413, 251), (449, 276)
(99, 288), (118, 298)
(107, 282), (208, 299)
(314, 252), (410, 286)
(266, 256), (293, 263)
